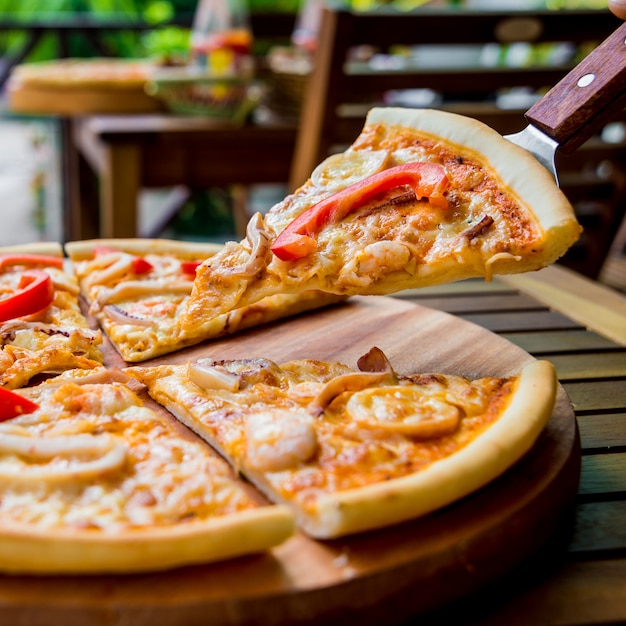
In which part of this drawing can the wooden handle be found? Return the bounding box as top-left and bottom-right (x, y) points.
(525, 21), (626, 154)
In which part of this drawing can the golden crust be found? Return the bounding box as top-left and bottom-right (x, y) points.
(0, 506), (294, 574)
(65, 238), (224, 262)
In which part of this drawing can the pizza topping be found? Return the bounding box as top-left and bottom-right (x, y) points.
(131, 256), (154, 275)
(246, 409), (318, 472)
(188, 360), (240, 392)
(181, 260), (202, 275)
(0, 387), (39, 421)
(463, 215), (494, 241)
(346, 387), (461, 438)
(307, 370), (395, 417)
(0, 254), (64, 270)
(104, 304), (154, 327)
(310, 149), (389, 192)
(0, 431), (128, 483)
(271, 162), (450, 261)
(0, 270), (54, 323)
(229, 212), (272, 277)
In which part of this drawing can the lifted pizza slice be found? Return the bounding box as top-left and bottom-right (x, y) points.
(130, 348), (557, 539)
(0, 242), (104, 389)
(179, 107), (580, 332)
(66, 238), (344, 362)
(0, 368), (294, 573)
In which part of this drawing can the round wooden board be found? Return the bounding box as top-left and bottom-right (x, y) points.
(0, 297), (580, 626)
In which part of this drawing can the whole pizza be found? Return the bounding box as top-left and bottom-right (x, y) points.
(0, 108), (578, 574)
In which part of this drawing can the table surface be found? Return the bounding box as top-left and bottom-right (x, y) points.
(393, 263), (626, 625)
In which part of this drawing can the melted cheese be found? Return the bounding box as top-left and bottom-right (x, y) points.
(0, 381), (258, 531)
(132, 358), (515, 511)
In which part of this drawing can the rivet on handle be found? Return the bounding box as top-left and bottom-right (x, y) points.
(577, 74), (595, 88)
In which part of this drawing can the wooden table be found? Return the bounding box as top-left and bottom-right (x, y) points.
(64, 114), (298, 241)
(393, 263), (626, 625)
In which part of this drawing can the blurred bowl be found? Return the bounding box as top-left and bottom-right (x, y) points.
(146, 66), (261, 123)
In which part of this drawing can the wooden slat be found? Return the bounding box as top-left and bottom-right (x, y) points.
(466, 560), (626, 626)
(501, 265), (626, 347)
(577, 413), (626, 450)
(500, 330), (621, 354)
(569, 501), (626, 553)
(563, 380), (626, 412)
(459, 311), (582, 333)
(402, 294), (541, 315)
(544, 352), (626, 380)
(579, 453), (626, 496)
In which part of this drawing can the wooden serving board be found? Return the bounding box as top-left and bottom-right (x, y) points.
(0, 297), (580, 626)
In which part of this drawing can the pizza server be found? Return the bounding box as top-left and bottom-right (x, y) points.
(505, 20), (626, 183)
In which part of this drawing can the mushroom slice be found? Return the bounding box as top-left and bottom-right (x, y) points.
(188, 360), (240, 392)
(346, 386), (461, 438)
(0, 433), (128, 484)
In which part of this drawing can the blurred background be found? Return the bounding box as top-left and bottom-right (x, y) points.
(0, 0), (622, 286)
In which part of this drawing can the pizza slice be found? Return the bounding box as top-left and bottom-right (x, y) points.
(129, 347), (557, 539)
(66, 238), (344, 362)
(179, 107), (581, 332)
(0, 242), (104, 389)
(0, 367), (294, 573)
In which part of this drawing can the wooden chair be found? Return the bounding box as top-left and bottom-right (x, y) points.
(289, 5), (625, 279)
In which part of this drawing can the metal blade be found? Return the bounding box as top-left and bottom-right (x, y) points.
(504, 125), (560, 185)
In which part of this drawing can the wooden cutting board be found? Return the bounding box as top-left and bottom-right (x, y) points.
(0, 297), (580, 626)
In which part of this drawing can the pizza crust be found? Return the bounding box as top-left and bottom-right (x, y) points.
(0, 506), (294, 574)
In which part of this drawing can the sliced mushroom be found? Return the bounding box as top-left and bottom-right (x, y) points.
(188, 360), (240, 392)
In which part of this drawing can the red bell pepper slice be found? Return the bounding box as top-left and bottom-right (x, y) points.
(131, 256), (154, 274)
(0, 254), (64, 270)
(0, 387), (39, 421)
(271, 162), (449, 262)
(93, 246), (154, 275)
(0, 269), (54, 323)
(181, 261), (202, 276)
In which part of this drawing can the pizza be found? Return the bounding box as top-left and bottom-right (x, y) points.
(129, 348), (557, 539)
(65, 237), (345, 362)
(179, 107), (581, 330)
(0, 104), (570, 573)
(0, 368), (294, 573)
(9, 58), (156, 91)
(0, 242), (104, 389)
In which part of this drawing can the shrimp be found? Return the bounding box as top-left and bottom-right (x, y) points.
(341, 241), (411, 287)
(245, 409), (318, 472)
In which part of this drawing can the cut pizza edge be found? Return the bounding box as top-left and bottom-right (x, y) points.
(65, 238), (346, 363)
(0, 368), (295, 574)
(181, 107), (581, 329)
(130, 357), (557, 540)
